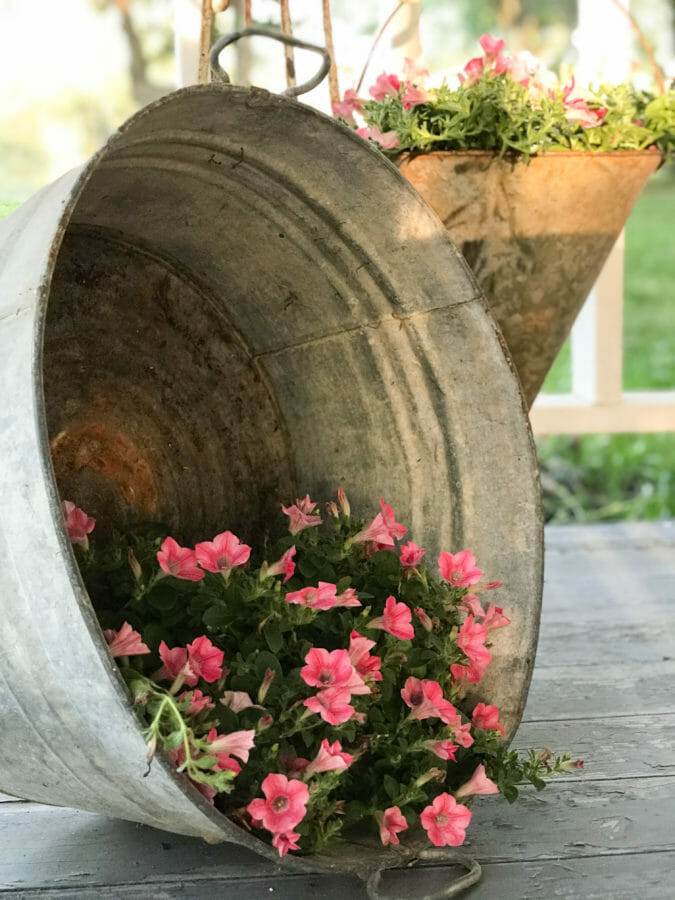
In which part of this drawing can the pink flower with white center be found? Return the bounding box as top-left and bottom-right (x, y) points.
(403, 56), (430, 84)
(356, 126), (401, 150)
(262, 546), (296, 583)
(348, 630), (383, 683)
(368, 596), (414, 640)
(439, 550), (483, 587)
(479, 34), (505, 59)
(247, 774), (310, 834)
(157, 536), (204, 582)
(461, 593), (485, 618)
(332, 88), (365, 123)
(300, 647), (353, 689)
(281, 495), (323, 535)
(272, 830), (301, 857)
(379, 806), (408, 846)
(472, 702), (505, 736)
(103, 622), (150, 658)
(303, 687), (355, 726)
(305, 739), (354, 777)
(220, 691), (262, 713)
(460, 56), (485, 86)
(401, 677), (458, 723)
(179, 688), (215, 715)
(402, 85), (430, 110)
(455, 764), (500, 799)
(186, 636), (224, 684)
(482, 604), (510, 630)
(424, 739), (459, 761)
(414, 606), (433, 632)
(195, 531), (251, 578)
(421, 794), (472, 847)
(369, 72), (401, 101)
(351, 498), (407, 549)
(207, 728), (256, 764)
(400, 541), (426, 568)
(562, 78), (607, 128)
(62, 501), (96, 549)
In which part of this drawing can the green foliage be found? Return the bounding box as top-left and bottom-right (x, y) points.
(78, 498), (573, 855)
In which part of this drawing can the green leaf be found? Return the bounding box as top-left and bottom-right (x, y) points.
(192, 755), (219, 770)
(162, 730), (184, 750)
(383, 774), (399, 801)
(263, 619), (283, 654)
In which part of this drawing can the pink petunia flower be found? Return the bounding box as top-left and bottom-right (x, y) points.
(479, 34), (505, 59)
(562, 78), (607, 128)
(157, 536), (204, 581)
(281, 495), (323, 535)
(303, 687), (355, 726)
(472, 703), (505, 736)
(332, 88), (365, 123)
(356, 126), (400, 150)
(262, 546), (296, 583)
(157, 641), (189, 681)
(286, 582), (361, 611)
(195, 531), (251, 578)
(460, 56), (485, 86)
(351, 498), (407, 548)
(451, 614), (492, 684)
(401, 677), (458, 723)
(461, 593), (485, 618)
(482, 604), (511, 630)
(271, 829), (301, 857)
(402, 56), (430, 84)
(438, 550), (483, 587)
(424, 739), (459, 761)
(247, 774), (310, 834)
(179, 688), (215, 715)
(455, 764), (500, 799)
(186, 635), (224, 684)
(368, 596), (414, 640)
(447, 716), (474, 748)
(207, 728), (256, 764)
(62, 500), (96, 550)
(220, 690), (262, 713)
(305, 739), (354, 777)
(400, 541), (426, 568)
(103, 622), (150, 658)
(300, 648), (353, 689)
(402, 85), (430, 110)
(379, 806), (408, 846)
(348, 631), (383, 683)
(369, 71), (401, 101)
(421, 794), (472, 847)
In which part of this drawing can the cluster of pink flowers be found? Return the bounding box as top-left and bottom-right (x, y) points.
(156, 531), (253, 583)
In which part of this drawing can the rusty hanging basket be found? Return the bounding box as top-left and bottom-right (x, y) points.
(0, 30), (542, 894)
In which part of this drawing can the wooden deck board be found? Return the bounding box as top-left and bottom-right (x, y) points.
(1, 521), (673, 898)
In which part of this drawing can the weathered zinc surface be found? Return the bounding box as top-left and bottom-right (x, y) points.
(1, 520), (673, 898)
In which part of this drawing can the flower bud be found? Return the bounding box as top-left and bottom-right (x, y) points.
(257, 668), (276, 703)
(560, 758), (584, 771)
(337, 487), (351, 517)
(127, 547), (143, 582)
(414, 606), (433, 632)
(257, 714), (274, 732)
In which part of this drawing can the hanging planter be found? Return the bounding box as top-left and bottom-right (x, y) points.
(335, 33), (674, 407)
(0, 30), (545, 894)
(397, 148), (660, 406)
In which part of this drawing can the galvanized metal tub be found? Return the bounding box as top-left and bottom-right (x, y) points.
(0, 84), (542, 879)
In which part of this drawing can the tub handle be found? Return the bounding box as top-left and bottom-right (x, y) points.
(210, 27), (332, 98)
(366, 849), (482, 899)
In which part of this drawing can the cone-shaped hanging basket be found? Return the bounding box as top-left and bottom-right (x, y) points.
(398, 149), (660, 407)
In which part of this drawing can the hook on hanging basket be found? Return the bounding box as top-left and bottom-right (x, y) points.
(209, 27), (331, 98)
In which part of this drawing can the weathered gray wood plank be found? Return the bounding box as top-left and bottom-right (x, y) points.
(513, 714), (675, 780)
(534, 620), (674, 668)
(522, 659), (675, 720)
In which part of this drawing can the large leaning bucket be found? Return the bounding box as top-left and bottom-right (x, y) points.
(0, 59), (543, 884)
